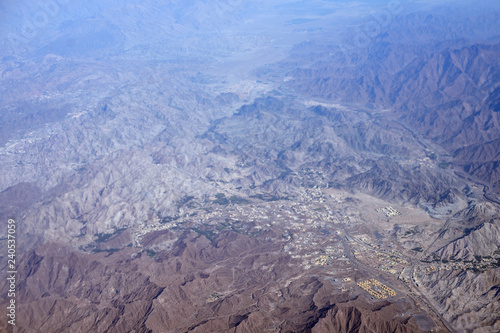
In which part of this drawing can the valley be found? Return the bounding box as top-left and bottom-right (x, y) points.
(0, 1), (500, 332)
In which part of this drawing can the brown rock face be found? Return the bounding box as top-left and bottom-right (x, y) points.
(0, 232), (434, 333)
(1, 2), (499, 333)
(1, 243), (164, 333)
(311, 303), (423, 333)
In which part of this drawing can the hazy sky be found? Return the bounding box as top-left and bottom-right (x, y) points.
(1, 0), (499, 62)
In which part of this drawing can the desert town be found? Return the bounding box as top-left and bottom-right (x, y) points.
(101, 184), (500, 305)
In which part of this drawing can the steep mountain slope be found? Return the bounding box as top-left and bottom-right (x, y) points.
(202, 97), (469, 207)
(280, 9), (500, 195)
(0, 1), (499, 332)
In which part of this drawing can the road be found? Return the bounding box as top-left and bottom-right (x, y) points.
(340, 225), (457, 333)
(453, 169), (500, 205)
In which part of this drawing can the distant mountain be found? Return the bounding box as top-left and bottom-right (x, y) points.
(281, 10), (500, 195)
(1, 1), (500, 332)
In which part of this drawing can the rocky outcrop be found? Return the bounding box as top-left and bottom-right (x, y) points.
(0, 1), (499, 332)
(420, 268), (500, 332)
(1, 234), (434, 333)
(434, 221), (500, 260)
